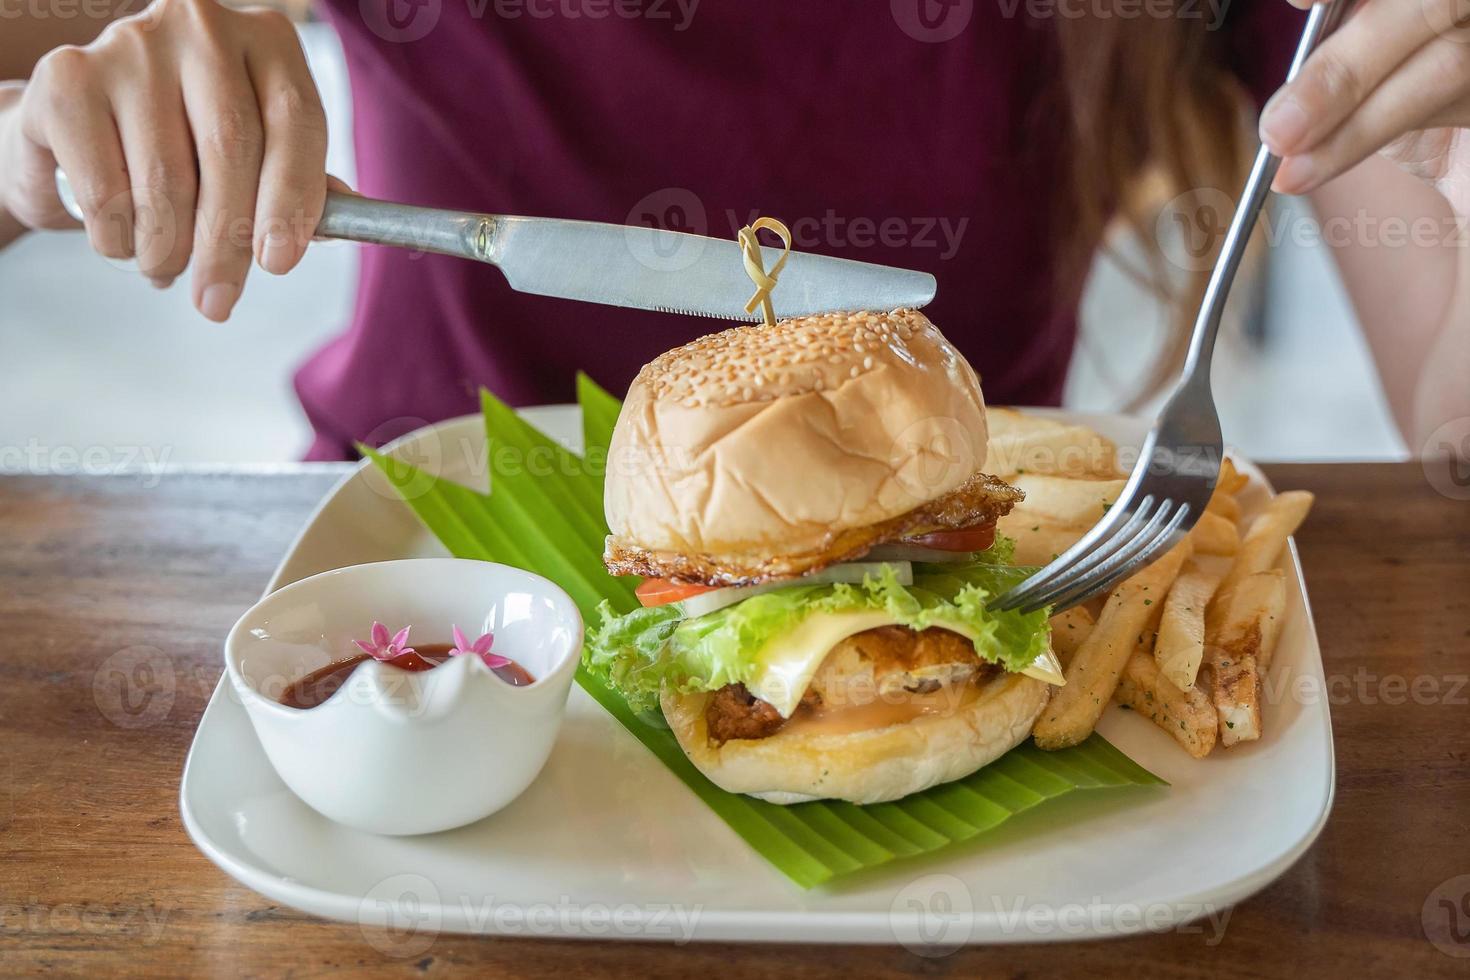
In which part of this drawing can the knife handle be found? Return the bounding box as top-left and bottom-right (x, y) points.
(52, 170), (498, 265)
(317, 191), (498, 263)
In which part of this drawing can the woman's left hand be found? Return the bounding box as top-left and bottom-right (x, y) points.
(1263, 0), (1470, 213)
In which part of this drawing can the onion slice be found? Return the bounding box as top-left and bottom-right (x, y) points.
(672, 561), (913, 620)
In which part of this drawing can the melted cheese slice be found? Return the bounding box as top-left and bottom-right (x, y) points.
(745, 610), (1065, 718)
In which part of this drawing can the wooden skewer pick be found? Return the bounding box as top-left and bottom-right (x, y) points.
(737, 217), (792, 327)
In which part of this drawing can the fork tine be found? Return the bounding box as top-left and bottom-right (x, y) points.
(996, 495), (1156, 610)
(1035, 505), (1190, 614)
(1012, 498), (1162, 609)
(1015, 500), (1175, 613)
(1020, 504), (1191, 615)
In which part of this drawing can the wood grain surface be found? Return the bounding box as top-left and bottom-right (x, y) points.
(1, 463), (1467, 978)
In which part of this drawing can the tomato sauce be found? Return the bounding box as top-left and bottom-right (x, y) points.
(278, 642), (534, 709)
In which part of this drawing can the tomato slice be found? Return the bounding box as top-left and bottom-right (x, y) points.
(636, 577), (719, 607)
(904, 523), (997, 553)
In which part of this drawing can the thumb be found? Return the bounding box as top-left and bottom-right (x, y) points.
(312, 173), (357, 242)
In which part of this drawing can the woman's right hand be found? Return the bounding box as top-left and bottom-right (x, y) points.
(0, 0), (330, 322)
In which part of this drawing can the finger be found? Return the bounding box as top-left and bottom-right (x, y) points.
(244, 10), (328, 276)
(311, 175), (355, 242)
(1273, 35), (1469, 193)
(22, 48), (132, 257)
(0, 80), (73, 231)
(1, 138), (77, 231)
(1261, 0), (1439, 156)
(2, 117), (77, 232)
(181, 55), (263, 323)
(108, 69), (197, 285)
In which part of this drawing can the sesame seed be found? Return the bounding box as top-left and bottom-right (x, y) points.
(632, 309), (942, 405)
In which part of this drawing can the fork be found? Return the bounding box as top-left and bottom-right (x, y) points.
(993, 0), (1349, 615)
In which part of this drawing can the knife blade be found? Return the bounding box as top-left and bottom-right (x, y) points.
(488, 215), (936, 320)
(315, 192), (936, 320)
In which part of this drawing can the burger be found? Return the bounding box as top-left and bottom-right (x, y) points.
(583, 309), (1062, 804)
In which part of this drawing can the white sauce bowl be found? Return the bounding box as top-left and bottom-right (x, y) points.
(225, 559), (582, 835)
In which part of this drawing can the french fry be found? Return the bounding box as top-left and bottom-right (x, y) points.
(1205, 569), (1287, 746)
(1205, 647), (1261, 747)
(1002, 520), (1087, 567)
(1007, 475), (1126, 528)
(986, 408), (1120, 478)
(999, 473), (1127, 566)
(988, 412), (1311, 760)
(1189, 510), (1240, 556)
(1032, 538), (1192, 750)
(1217, 456), (1249, 495)
(1213, 569), (1288, 673)
(1049, 606), (1096, 667)
(1115, 646), (1218, 759)
(1141, 579), (1169, 636)
(1213, 490), (1313, 618)
(1205, 492), (1241, 524)
(1154, 559), (1225, 691)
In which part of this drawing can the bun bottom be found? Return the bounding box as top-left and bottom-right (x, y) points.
(661, 672), (1049, 805)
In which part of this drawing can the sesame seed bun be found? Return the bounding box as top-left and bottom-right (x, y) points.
(603, 309), (994, 583)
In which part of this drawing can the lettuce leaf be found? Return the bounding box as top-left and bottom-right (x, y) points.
(583, 540), (1051, 714)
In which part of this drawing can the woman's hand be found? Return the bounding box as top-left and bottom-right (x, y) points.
(0, 0), (329, 322)
(1262, 0), (1470, 213)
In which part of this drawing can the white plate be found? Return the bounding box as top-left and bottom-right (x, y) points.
(179, 407), (1334, 945)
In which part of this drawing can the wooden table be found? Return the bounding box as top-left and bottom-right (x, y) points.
(2, 463), (1467, 977)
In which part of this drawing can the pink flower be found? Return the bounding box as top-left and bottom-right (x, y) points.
(353, 621), (415, 662)
(450, 625), (510, 669)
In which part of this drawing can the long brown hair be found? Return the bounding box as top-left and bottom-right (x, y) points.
(1055, 13), (1256, 409)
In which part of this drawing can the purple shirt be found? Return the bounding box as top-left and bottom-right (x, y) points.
(302, 0), (1300, 459)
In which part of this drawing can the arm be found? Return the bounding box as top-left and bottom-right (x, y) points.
(1307, 156), (1470, 451)
(1258, 0), (1470, 456)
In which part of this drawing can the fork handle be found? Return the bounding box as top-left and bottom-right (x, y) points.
(1182, 0), (1352, 376)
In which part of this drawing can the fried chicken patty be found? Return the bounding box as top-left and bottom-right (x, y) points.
(703, 626), (1003, 744)
(605, 471), (1024, 587)
(705, 683), (822, 743)
(809, 626), (999, 702)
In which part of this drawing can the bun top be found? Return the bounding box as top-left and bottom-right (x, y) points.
(604, 309), (991, 568)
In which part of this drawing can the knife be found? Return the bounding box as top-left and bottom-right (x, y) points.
(53, 175), (937, 321)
